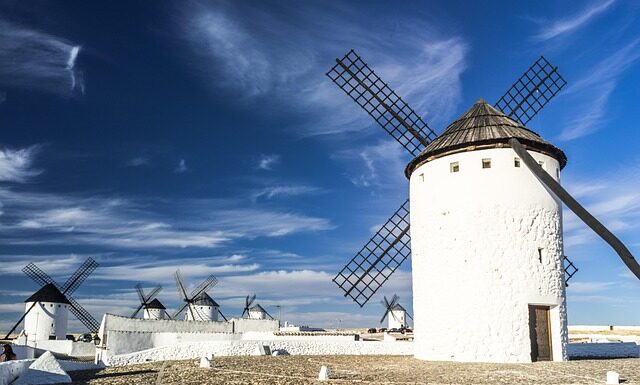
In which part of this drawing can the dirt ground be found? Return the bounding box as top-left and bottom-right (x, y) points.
(68, 355), (640, 385)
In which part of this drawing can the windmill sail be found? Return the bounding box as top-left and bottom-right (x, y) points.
(333, 200), (411, 307)
(326, 49), (437, 156)
(495, 56), (567, 126)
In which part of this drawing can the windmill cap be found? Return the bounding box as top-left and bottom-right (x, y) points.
(192, 292), (219, 307)
(145, 298), (166, 310)
(25, 283), (70, 304)
(405, 99), (567, 177)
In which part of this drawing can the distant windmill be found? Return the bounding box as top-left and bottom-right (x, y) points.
(172, 270), (222, 321)
(4, 258), (100, 341)
(241, 294), (273, 320)
(131, 283), (167, 320)
(326, 50), (640, 363)
(380, 294), (411, 330)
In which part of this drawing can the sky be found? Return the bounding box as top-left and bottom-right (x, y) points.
(0, 0), (639, 333)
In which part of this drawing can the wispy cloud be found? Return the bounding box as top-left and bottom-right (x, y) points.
(559, 39), (640, 141)
(256, 154), (280, 171)
(0, 145), (42, 183)
(563, 161), (640, 247)
(175, 159), (188, 173)
(251, 185), (322, 201)
(125, 156), (151, 167)
(176, 1), (468, 135)
(0, 188), (333, 248)
(533, 0), (615, 41)
(332, 140), (406, 189)
(0, 19), (83, 96)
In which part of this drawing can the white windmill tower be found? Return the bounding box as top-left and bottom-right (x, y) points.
(380, 295), (411, 330)
(242, 295), (274, 320)
(4, 258), (100, 342)
(130, 284), (168, 320)
(172, 271), (227, 322)
(327, 50), (640, 363)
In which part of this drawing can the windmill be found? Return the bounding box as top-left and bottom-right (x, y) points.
(131, 283), (167, 320)
(380, 294), (411, 330)
(326, 50), (640, 363)
(241, 294), (273, 320)
(4, 257), (100, 341)
(172, 270), (222, 321)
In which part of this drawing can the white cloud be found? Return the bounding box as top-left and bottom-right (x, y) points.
(0, 19), (83, 96)
(175, 159), (188, 173)
(533, 0), (615, 41)
(559, 39), (640, 141)
(0, 145), (41, 183)
(176, 2), (468, 135)
(0, 188), (332, 248)
(125, 156), (151, 167)
(567, 281), (616, 294)
(562, 161), (640, 247)
(332, 140), (406, 189)
(251, 185), (321, 201)
(256, 154), (280, 171)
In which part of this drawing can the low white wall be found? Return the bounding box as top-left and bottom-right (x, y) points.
(242, 332), (356, 342)
(105, 331), (242, 356)
(106, 340), (414, 366)
(100, 314), (234, 334)
(29, 340), (95, 357)
(0, 360), (32, 385)
(569, 325), (640, 332)
(567, 342), (639, 359)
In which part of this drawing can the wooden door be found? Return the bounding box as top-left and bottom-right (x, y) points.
(528, 305), (552, 361)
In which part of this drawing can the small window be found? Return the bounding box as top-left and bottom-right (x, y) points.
(419, 173), (424, 182)
(514, 158), (521, 167)
(556, 168), (560, 178)
(538, 160), (544, 168)
(482, 159), (491, 169)
(538, 248), (543, 263)
(450, 162), (459, 173)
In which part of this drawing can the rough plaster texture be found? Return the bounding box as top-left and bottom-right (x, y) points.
(24, 302), (68, 342)
(13, 351), (71, 385)
(22, 340), (95, 357)
(105, 340), (414, 366)
(410, 148), (568, 363)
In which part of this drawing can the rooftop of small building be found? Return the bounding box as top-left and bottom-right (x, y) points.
(25, 283), (71, 304)
(145, 298), (166, 310)
(405, 99), (567, 177)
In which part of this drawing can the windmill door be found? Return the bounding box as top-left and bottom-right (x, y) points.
(528, 305), (552, 361)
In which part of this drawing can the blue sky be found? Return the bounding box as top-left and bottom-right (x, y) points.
(1, 0), (639, 332)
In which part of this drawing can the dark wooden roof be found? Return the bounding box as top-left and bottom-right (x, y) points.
(405, 99), (567, 177)
(193, 292), (218, 307)
(25, 283), (70, 304)
(145, 298), (166, 310)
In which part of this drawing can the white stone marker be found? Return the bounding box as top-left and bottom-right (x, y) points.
(15, 351), (71, 384)
(199, 356), (212, 368)
(606, 371), (620, 385)
(318, 366), (330, 381)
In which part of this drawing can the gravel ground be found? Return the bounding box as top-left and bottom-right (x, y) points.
(69, 355), (640, 385)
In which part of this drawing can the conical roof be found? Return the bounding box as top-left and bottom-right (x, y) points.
(405, 99), (567, 176)
(390, 303), (406, 312)
(192, 292), (219, 307)
(25, 283), (70, 304)
(145, 298), (166, 310)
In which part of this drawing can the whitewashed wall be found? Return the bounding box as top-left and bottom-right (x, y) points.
(410, 148), (568, 363)
(106, 340), (414, 366)
(24, 302), (68, 341)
